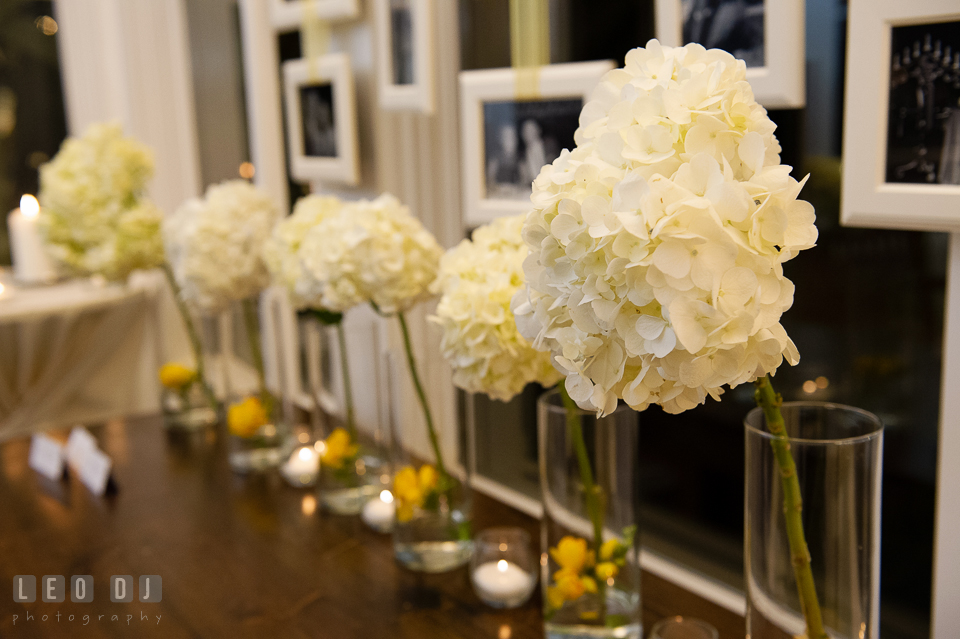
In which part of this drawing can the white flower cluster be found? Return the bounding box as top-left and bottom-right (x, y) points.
(165, 180), (278, 312)
(432, 215), (562, 402)
(298, 193), (442, 314)
(513, 41), (817, 415)
(38, 122), (165, 280)
(263, 194), (345, 309)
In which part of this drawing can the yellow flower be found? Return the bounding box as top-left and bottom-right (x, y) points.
(227, 396), (268, 438)
(600, 538), (620, 561)
(396, 502), (415, 523)
(393, 466), (423, 504)
(595, 561), (619, 581)
(581, 576), (598, 594)
(159, 363), (195, 390)
(320, 428), (358, 469)
(554, 571), (585, 601)
(550, 536), (589, 573)
(546, 586), (566, 610)
(418, 464), (438, 492)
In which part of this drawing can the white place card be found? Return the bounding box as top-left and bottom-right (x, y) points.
(75, 447), (112, 496)
(28, 434), (64, 481)
(64, 427), (97, 470)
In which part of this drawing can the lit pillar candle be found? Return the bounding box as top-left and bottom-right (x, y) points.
(8, 195), (56, 284)
(281, 446), (320, 487)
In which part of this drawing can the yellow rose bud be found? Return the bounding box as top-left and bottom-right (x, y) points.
(159, 363), (195, 390)
(595, 561), (619, 581)
(227, 396), (268, 438)
(396, 502), (415, 523)
(581, 576), (598, 594)
(550, 536), (589, 573)
(600, 538), (620, 561)
(320, 428), (358, 469)
(554, 571), (585, 601)
(393, 466), (422, 504)
(546, 586), (566, 611)
(418, 464), (438, 492)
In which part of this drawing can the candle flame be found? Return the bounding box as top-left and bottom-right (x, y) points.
(0, 282), (5, 295)
(497, 560), (508, 572)
(380, 490), (394, 504)
(298, 447), (313, 461)
(20, 194), (39, 218)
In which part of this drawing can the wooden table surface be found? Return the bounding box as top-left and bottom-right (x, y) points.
(0, 416), (744, 638)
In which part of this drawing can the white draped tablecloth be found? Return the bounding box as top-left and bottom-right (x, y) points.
(0, 270), (191, 441)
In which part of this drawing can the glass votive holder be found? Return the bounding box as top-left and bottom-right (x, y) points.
(469, 527), (537, 609)
(280, 445), (320, 488)
(361, 489), (396, 533)
(649, 616), (719, 639)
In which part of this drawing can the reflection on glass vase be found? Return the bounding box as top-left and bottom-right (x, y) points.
(539, 388), (642, 639)
(317, 428), (391, 514)
(161, 382), (218, 431)
(745, 402), (883, 639)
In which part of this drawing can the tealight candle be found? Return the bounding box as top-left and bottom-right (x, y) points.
(7, 194), (56, 284)
(471, 560), (535, 608)
(361, 489), (396, 533)
(281, 446), (319, 487)
(470, 527), (537, 609)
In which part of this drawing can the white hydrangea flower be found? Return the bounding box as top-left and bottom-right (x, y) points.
(431, 215), (563, 402)
(38, 122), (164, 280)
(263, 194), (345, 309)
(165, 180), (278, 312)
(512, 40), (817, 415)
(299, 193), (442, 314)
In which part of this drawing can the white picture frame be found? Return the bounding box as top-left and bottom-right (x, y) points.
(374, 0), (434, 113)
(655, 0), (805, 108)
(282, 53), (360, 185)
(841, 1), (960, 231)
(269, 0), (360, 31)
(459, 60), (615, 227)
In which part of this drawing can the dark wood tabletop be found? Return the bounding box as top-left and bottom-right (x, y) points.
(0, 415), (744, 638)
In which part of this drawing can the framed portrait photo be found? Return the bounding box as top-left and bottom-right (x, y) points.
(459, 60), (615, 226)
(269, 0), (360, 31)
(655, 0), (805, 108)
(842, 1), (960, 231)
(282, 53), (360, 185)
(374, 0), (434, 113)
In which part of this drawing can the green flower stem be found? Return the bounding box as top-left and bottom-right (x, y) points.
(161, 263), (218, 411)
(558, 384), (607, 621)
(335, 321), (358, 440)
(241, 297), (274, 416)
(754, 375), (828, 639)
(397, 310), (447, 478)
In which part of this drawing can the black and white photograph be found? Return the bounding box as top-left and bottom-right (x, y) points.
(283, 53), (359, 185)
(885, 20), (960, 186)
(390, 0), (414, 85)
(681, 0), (765, 67)
(482, 98), (581, 199)
(300, 83), (337, 158)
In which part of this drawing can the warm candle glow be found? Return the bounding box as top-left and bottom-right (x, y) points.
(380, 489), (394, 504)
(19, 194), (39, 219)
(298, 447), (314, 461)
(0, 282), (5, 295)
(497, 560), (508, 572)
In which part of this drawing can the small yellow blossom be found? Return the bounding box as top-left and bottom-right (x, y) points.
(546, 586), (566, 610)
(595, 562), (619, 581)
(227, 396), (268, 438)
(393, 464), (439, 523)
(550, 536), (589, 573)
(581, 576), (598, 594)
(600, 538), (620, 561)
(159, 363), (195, 390)
(554, 571), (585, 601)
(320, 428), (358, 469)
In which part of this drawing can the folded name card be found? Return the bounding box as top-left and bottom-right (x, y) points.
(28, 434), (64, 481)
(65, 427), (113, 496)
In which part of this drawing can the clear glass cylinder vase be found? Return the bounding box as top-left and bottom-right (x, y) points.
(538, 389), (642, 639)
(161, 382), (218, 431)
(745, 401), (883, 639)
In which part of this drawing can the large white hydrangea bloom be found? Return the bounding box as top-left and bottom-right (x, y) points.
(299, 193), (442, 314)
(38, 122), (165, 280)
(164, 180), (278, 312)
(263, 194), (345, 309)
(512, 41), (818, 415)
(432, 215), (562, 402)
